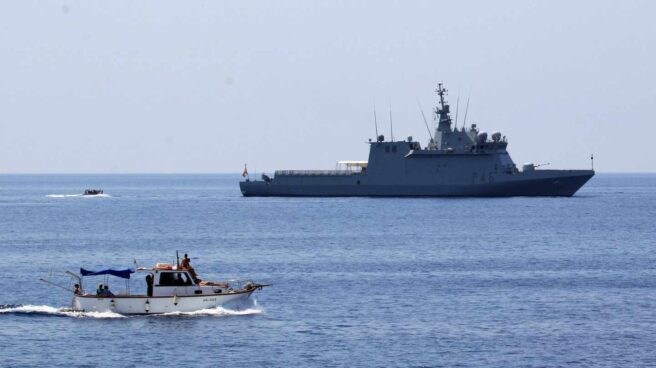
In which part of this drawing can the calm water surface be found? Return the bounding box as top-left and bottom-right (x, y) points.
(0, 174), (655, 367)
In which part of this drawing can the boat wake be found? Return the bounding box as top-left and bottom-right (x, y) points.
(0, 303), (263, 319)
(0, 304), (124, 319)
(46, 194), (111, 198)
(159, 305), (264, 318)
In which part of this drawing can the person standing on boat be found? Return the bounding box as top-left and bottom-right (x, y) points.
(96, 284), (104, 296)
(73, 284), (81, 295)
(145, 274), (154, 297)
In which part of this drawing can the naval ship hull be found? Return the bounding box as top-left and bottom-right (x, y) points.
(240, 170), (594, 197)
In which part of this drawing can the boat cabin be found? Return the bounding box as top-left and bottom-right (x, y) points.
(146, 268), (203, 297)
(138, 264), (229, 297)
(78, 264), (231, 298)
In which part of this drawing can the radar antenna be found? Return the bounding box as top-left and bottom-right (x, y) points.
(416, 99), (433, 142)
(373, 104), (379, 139)
(389, 102), (394, 142)
(462, 89), (472, 128)
(454, 89), (460, 129)
(436, 83), (447, 110)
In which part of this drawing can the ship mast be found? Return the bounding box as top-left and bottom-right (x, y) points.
(435, 83), (452, 132)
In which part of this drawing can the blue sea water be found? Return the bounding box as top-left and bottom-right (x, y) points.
(0, 174), (655, 367)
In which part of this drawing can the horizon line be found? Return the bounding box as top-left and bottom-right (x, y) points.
(1, 171), (655, 175)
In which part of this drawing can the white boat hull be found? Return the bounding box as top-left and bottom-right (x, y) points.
(73, 290), (255, 315)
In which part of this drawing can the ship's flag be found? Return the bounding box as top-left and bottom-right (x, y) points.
(242, 164), (249, 177)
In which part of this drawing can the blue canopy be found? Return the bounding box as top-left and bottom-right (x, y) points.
(80, 268), (135, 279)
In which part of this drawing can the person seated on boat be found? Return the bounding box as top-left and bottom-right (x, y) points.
(180, 253), (199, 282)
(102, 284), (114, 297)
(180, 253), (191, 269)
(145, 274), (154, 297)
(178, 272), (193, 286)
(96, 283), (104, 296)
(73, 284), (81, 295)
(173, 273), (192, 286)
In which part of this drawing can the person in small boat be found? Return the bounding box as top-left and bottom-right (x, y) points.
(145, 274), (154, 297)
(180, 253), (199, 282)
(73, 284), (81, 295)
(96, 283), (104, 296)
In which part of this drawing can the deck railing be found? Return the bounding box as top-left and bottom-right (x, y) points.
(275, 170), (356, 176)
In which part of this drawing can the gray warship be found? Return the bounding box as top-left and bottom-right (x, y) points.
(240, 83), (594, 197)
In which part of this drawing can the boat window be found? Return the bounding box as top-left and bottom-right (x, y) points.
(392, 146), (397, 153)
(181, 272), (193, 285)
(158, 272), (192, 286)
(385, 146), (390, 153)
(159, 272), (173, 286)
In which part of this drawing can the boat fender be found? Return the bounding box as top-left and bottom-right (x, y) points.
(194, 290), (203, 295)
(145, 299), (150, 313)
(173, 295), (179, 306)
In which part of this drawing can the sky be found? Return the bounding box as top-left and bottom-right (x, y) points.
(1, 0), (655, 173)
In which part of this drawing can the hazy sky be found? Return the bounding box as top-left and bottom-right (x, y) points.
(1, 0), (654, 173)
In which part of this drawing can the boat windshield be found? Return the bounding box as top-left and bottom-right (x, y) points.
(159, 271), (193, 286)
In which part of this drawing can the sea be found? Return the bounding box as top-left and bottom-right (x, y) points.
(0, 173), (654, 367)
